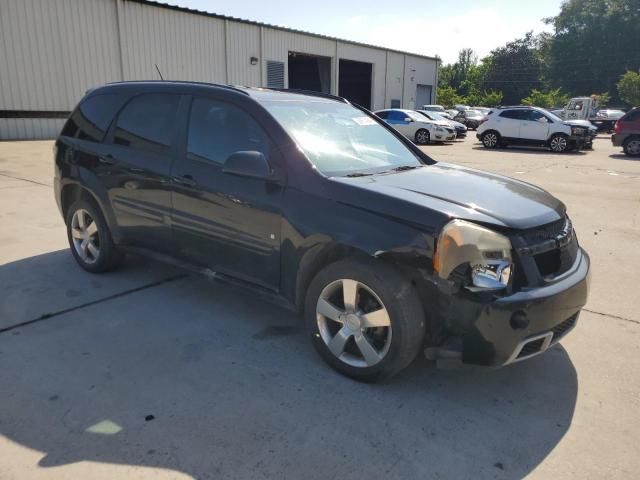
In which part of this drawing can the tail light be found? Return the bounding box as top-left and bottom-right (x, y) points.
(614, 120), (621, 134)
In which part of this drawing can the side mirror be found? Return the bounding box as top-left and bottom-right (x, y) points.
(404, 117), (413, 122)
(222, 151), (271, 179)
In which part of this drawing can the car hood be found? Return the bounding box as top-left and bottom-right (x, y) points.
(332, 163), (565, 229)
(450, 120), (467, 129)
(563, 119), (593, 127)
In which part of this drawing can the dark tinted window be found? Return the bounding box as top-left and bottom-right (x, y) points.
(62, 94), (126, 142)
(388, 111), (407, 121)
(114, 94), (180, 152)
(624, 110), (640, 122)
(376, 111), (389, 119)
(500, 109), (527, 120)
(187, 97), (269, 165)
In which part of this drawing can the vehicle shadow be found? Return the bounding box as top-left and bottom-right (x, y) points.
(0, 251), (578, 479)
(609, 153), (639, 161)
(471, 145), (587, 156)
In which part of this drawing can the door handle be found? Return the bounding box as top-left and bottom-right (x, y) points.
(173, 174), (197, 187)
(99, 154), (115, 165)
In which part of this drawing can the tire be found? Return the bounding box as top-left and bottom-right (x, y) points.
(623, 136), (640, 157)
(549, 133), (569, 153)
(65, 198), (123, 273)
(304, 258), (426, 382)
(481, 130), (500, 148)
(414, 129), (430, 145)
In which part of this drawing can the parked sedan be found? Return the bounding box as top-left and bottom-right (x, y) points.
(375, 109), (456, 144)
(454, 109), (486, 130)
(416, 110), (467, 138)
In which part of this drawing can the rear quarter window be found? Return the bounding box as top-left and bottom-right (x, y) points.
(61, 93), (126, 142)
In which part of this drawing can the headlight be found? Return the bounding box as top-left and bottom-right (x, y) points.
(435, 126), (445, 132)
(571, 126), (584, 135)
(434, 219), (513, 291)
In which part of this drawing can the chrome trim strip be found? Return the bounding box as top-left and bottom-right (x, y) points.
(504, 331), (554, 366)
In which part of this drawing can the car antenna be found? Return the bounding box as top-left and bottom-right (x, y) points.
(155, 64), (164, 81)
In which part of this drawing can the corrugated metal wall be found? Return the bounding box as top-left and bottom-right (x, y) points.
(0, 0), (438, 140)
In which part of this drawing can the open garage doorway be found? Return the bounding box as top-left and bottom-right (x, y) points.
(288, 52), (331, 93)
(339, 59), (372, 109)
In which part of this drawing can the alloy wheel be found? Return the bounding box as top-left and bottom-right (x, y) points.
(627, 139), (640, 156)
(416, 130), (429, 145)
(550, 135), (568, 152)
(70, 208), (100, 264)
(316, 279), (392, 368)
(483, 132), (498, 148)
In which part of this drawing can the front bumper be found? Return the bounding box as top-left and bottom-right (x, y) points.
(442, 248), (590, 366)
(433, 132), (457, 142)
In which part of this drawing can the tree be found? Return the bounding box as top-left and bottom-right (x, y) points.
(481, 90), (504, 107)
(521, 88), (569, 108)
(483, 32), (545, 105)
(437, 86), (462, 107)
(617, 71), (640, 107)
(544, 0), (640, 103)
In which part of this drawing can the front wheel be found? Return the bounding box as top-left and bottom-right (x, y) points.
(415, 129), (430, 145)
(623, 136), (640, 157)
(304, 259), (426, 382)
(549, 134), (569, 153)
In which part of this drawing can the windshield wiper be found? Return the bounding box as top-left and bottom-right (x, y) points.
(391, 165), (422, 172)
(344, 171), (374, 177)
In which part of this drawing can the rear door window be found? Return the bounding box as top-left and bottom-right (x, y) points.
(500, 110), (527, 120)
(113, 93), (180, 152)
(186, 97), (269, 165)
(62, 93), (127, 142)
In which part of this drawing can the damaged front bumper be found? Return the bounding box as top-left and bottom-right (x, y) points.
(431, 248), (590, 367)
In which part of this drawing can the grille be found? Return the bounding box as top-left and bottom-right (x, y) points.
(551, 314), (578, 343)
(534, 235), (578, 277)
(519, 216), (578, 278)
(519, 217), (568, 245)
(517, 338), (545, 359)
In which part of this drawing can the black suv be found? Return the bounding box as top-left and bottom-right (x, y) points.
(54, 82), (590, 381)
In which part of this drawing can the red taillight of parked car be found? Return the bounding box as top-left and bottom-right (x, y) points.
(614, 120), (621, 134)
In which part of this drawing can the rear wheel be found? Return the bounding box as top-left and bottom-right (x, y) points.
(482, 131), (500, 148)
(305, 258), (425, 382)
(623, 136), (640, 157)
(549, 133), (569, 153)
(66, 198), (123, 273)
(415, 129), (430, 145)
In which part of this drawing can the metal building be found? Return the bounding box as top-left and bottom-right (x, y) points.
(0, 0), (439, 140)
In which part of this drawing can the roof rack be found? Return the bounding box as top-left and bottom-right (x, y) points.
(103, 80), (250, 96)
(266, 88), (348, 103)
(494, 105), (534, 109)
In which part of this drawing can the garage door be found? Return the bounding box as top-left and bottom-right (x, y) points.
(416, 85), (432, 109)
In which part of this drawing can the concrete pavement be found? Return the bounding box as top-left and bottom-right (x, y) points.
(0, 136), (638, 479)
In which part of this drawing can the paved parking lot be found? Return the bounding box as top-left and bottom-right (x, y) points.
(1, 135), (638, 479)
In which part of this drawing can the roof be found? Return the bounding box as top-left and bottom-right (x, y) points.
(96, 80), (349, 103)
(125, 0), (439, 62)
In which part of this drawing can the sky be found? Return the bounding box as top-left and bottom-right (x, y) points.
(163, 0), (564, 64)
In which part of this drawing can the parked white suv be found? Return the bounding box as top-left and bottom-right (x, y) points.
(375, 109), (456, 144)
(477, 106), (590, 153)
